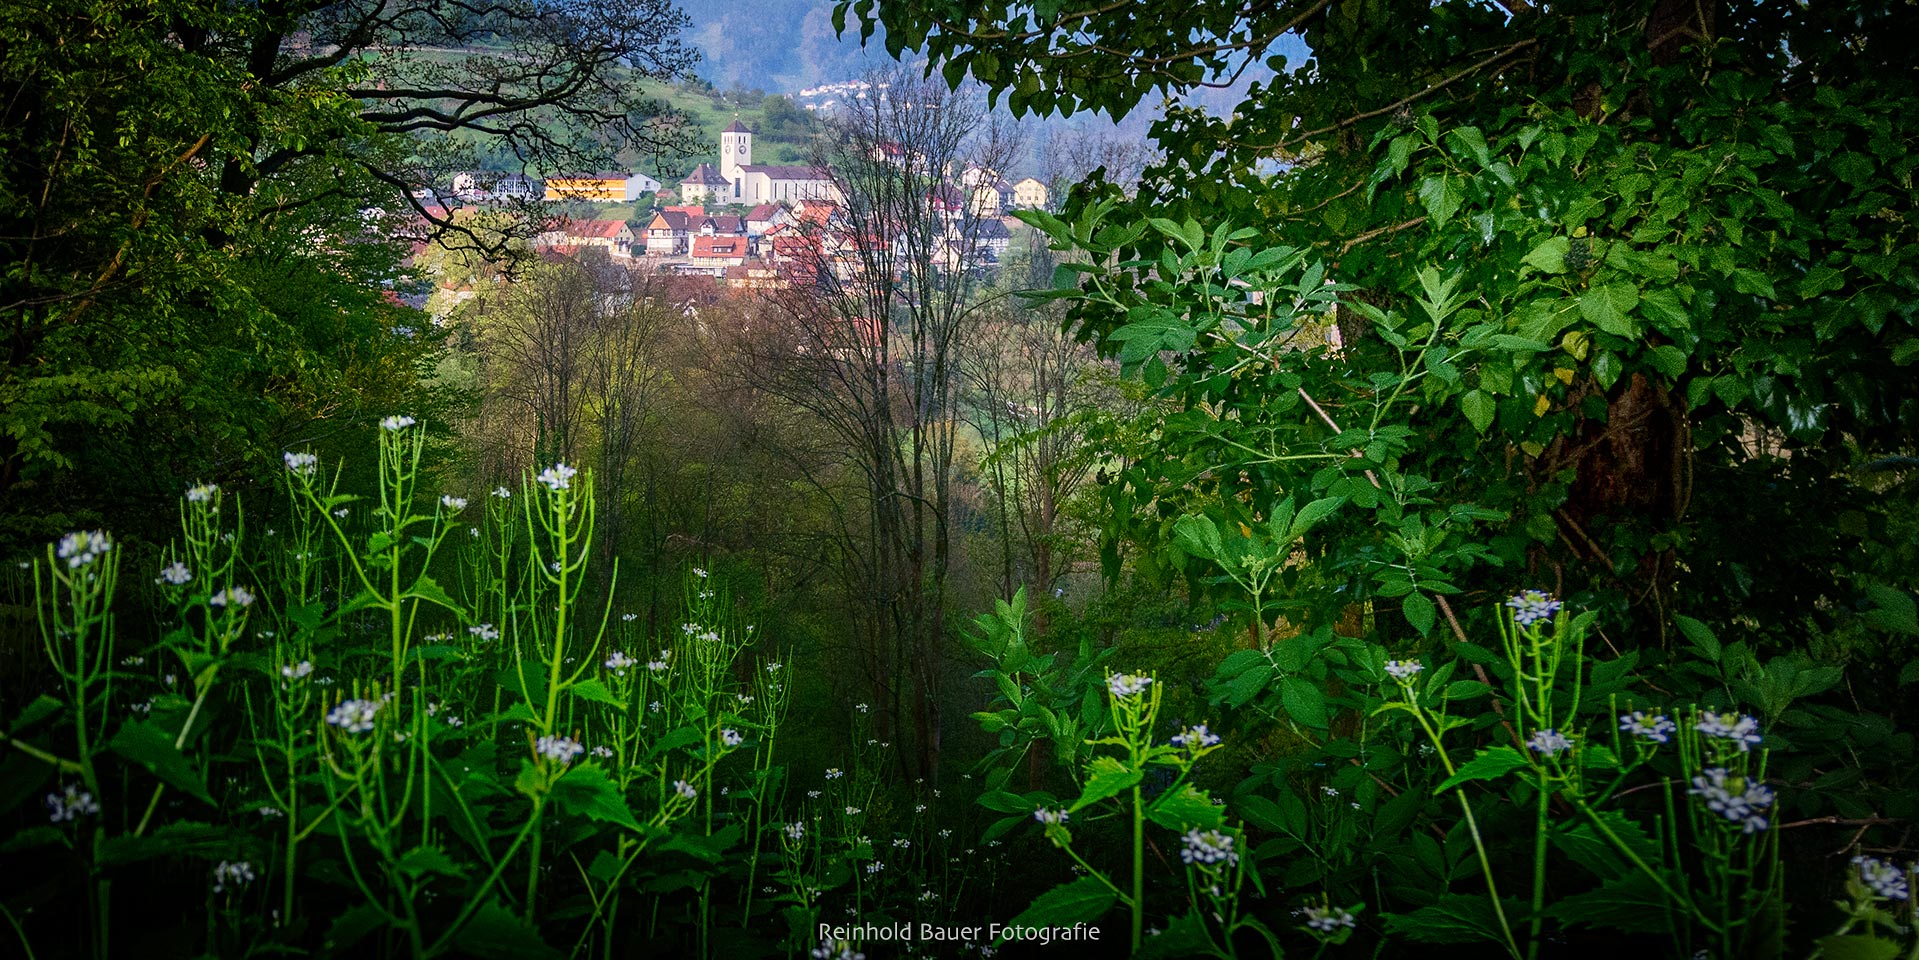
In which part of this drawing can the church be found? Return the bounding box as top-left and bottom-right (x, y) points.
(681, 119), (840, 206)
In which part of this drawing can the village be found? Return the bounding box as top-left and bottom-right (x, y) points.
(419, 118), (1049, 304)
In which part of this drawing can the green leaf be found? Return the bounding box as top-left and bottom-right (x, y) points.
(998, 877), (1115, 942)
(452, 898), (562, 960)
(1279, 677), (1327, 728)
(1544, 871), (1680, 934)
(396, 845), (467, 880)
(1403, 593), (1437, 636)
(1674, 614), (1722, 662)
(549, 762), (642, 831)
(1523, 237), (1570, 274)
(1147, 783), (1225, 831)
(1072, 756), (1142, 811)
(1433, 745), (1529, 794)
(98, 820), (236, 866)
(1579, 283), (1640, 337)
(1816, 936), (1902, 960)
(1384, 894), (1518, 944)
(1172, 513), (1224, 561)
(1225, 663), (1274, 708)
(1418, 175), (1463, 226)
(569, 678), (625, 708)
(109, 720), (212, 804)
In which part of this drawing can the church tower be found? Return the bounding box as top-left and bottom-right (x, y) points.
(720, 118), (752, 193)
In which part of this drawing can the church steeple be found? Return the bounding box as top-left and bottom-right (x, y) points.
(720, 117), (752, 189)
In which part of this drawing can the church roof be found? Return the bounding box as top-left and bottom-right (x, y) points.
(738, 164), (831, 181)
(723, 118), (752, 134)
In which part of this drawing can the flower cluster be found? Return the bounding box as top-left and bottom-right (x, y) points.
(1695, 711), (1764, 752)
(281, 661), (313, 680)
(1688, 767), (1774, 833)
(535, 735), (585, 764)
(604, 651), (637, 675)
(1527, 729), (1573, 756)
(825, 768), (844, 780)
(46, 784), (101, 822)
(209, 585), (255, 608)
(536, 462), (577, 491)
(185, 483), (219, 503)
(440, 494), (467, 512)
(212, 860), (255, 893)
(1301, 905), (1357, 933)
(56, 530), (112, 569)
(1852, 855), (1912, 901)
(469, 623), (500, 641)
(284, 451), (319, 475)
(1619, 711), (1678, 743)
(720, 728), (744, 748)
(1505, 589), (1564, 627)
(673, 779), (698, 800)
(1034, 808), (1070, 825)
(785, 822), (806, 841)
(1171, 724), (1221, 752)
(158, 561), (193, 586)
(380, 415), (416, 431)
(1180, 828), (1239, 866)
(1384, 659), (1424, 682)
(327, 699), (380, 734)
(1107, 672), (1152, 699)
(812, 939), (865, 960)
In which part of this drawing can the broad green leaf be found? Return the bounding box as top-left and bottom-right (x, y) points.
(452, 898), (562, 960)
(1146, 783), (1225, 831)
(1403, 593), (1437, 637)
(1433, 745), (1529, 794)
(1816, 936), (1902, 960)
(998, 876), (1115, 941)
(1279, 677), (1327, 728)
(1544, 871), (1681, 934)
(1072, 756), (1142, 811)
(569, 678), (625, 707)
(1673, 615), (1722, 662)
(1579, 283), (1640, 337)
(1136, 909), (1213, 960)
(1461, 390), (1496, 433)
(396, 845), (467, 880)
(549, 762), (643, 831)
(109, 720), (212, 804)
(1383, 894), (1520, 944)
(1523, 237), (1570, 274)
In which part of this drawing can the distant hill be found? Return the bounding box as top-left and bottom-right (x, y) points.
(674, 0), (888, 93)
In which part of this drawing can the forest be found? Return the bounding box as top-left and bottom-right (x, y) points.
(1, 0), (1916, 958)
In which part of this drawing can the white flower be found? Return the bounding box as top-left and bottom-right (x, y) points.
(212, 860), (255, 893)
(1180, 828), (1238, 865)
(674, 779), (697, 800)
(1034, 807), (1069, 825)
(159, 561), (193, 586)
(46, 784), (101, 822)
(1302, 905), (1357, 933)
(767, 661), (783, 673)
(845, 805), (862, 816)
(327, 699), (379, 734)
(440, 495), (467, 511)
(1107, 672), (1152, 698)
(492, 486), (512, 498)
(1527, 729), (1573, 756)
(281, 661), (313, 680)
(380, 415), (416, 431)
(649, 700), (662, 713)
(1620, 711), (1678, 743)
(865, 861), (884, 875)
(257, 806), (283, 819)
(737, 694), (754, 705)
(56, 530), (112, 569)
(855, 702), (869, 713)
(605, 650), (637, 673)
(1688, 767), (1774, 833)
(468, 623), (500, 641)
(536, 463), (577, 491)
(1695, 711), (1763, 751)
(647, 658), (668, 673)
(208, 585), (255, 608)
(785, 822), (806, 841)
(1321, 786), (1340, 798)
(812, 939), (865, 960)
(692, 567), (708, 578)
(332, 508), (349, 519)
(621, 613), (638, 622)
(185, 483), (218, 503)
(121, 656), (145, 667)
(1505, 589), (1564, 627)
(1384, 659), (1424, 682)
(807, 790), (822, 799)
(825, 768), (844, 779)
(283, 451), (318, 475)
(1852, 855), (1912, 901)
(721, 728), (744, 748)
(536, 736), (584, 764)
(1171, 724), (1221, 751)
(892, 838), (910, 848)
(443, 715), (463, 728)
(164, 673), (177, 686)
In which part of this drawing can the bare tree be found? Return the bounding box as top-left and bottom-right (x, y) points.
(1034, 126), (1159, 207)
(740, 69), (1021, 781)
